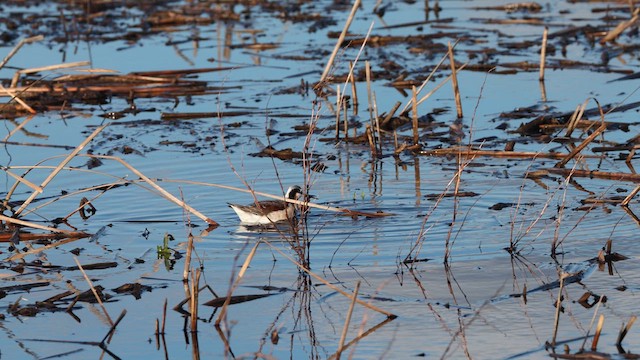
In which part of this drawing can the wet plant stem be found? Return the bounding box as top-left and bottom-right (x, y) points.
(336, 281), (361, 360)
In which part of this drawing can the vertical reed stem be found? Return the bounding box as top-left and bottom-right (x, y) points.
(343, 96), (349, 139)
(412, 86), (419, 145)
(349, 61), (358, 115)
(592, 315), (605, 351)
(336, 281), (361, 360)
(539, 26), (549, 81)
(551, 273), (567, 347)
(448, 42), (463, 119)
(336, 85), (341, 140)
(183, 233), (194, 282)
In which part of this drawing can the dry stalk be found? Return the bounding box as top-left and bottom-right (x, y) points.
(81, 154), (217, 225)
(13, 124), (108, 216)
(448, 41), (463, 118)
(215, 240), (261, 326)
(365, 60), (374, 125)
(73, 256), (114, 326)
(0, 84), (36, 114)
(183, 234), (194, 282)
(318, 0), (362, 85)
(592, 314), (605, 351)
(1, 167), (42, 194)
(348, 61), (358, 114)
(415, 63), (468, 109)
(600, 8), (640, 44)
(565, 102), (587, 138)
(336, 281), (361, 360)
(554, 123), (606, 168)
(411, 86), (419, 145)
(372, 91), (382, 155)
(11, 60), (91, 88)
(0, 35), (44, 71)
(621, 184), (640, 206)
(422, 147), (575, 159)
(581, 296), (604, 351)
(162, 298), (168, 334)
(0, 213), (88, 236)
(539, 26), (548, 81)
(401, 40), (459, 114)
(328, 317), (395, 360)
(617, 315), (637, 346)
(343, 91), (349, 139)
(551, 272), (569, 347)
(336, 85), (341, 140)
(190, 268), (201, 333)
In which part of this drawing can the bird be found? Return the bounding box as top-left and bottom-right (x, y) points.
(228, 185), (304, 225)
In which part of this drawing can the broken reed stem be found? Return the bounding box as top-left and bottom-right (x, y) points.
(448, 41), (463, 119)
(14, 124), (108, 216)
(554, 123), (606, 168)
(617, 315), (637, 345)
(366, 125), (375, 154)
(600, 8), (640, 44)
(349, 61), (358, 115)
(319, 0), (362, 85)
(373, 92), (382, 155)
(581, 295), (603, 351)
(73, 256), (114, 326)
(411, 86), (419, 145)
(100, 309), (127, 347)
(1, 167), (42, 194)
(401, 40), (458, 114)
(215, 240), (261, 326)
(592, 314), (605, 351)
(190, 268), (201, 333)
(262, 240), (395, 318)
(11, 60), (92, 88)
(162, 298), (168, 334)
(365, 60), (374, 125)
(183, 234), (194, 282)
(416, 63), (468, 109)
(539, 26), (548, 81)
(4, 236), (81, 261)
(621, 184), (640, 206)
(84, 154), (217, 225)
(0, 213), (88, 236)
(551, 273), (567, 347)
(343, 96), (349, 139)
(336, 281), (361, 360)
(0, 35), (44, 71)
(0, 84), (36, 114)
(336, 85), (341, 140)
(565, 102), (587, 138)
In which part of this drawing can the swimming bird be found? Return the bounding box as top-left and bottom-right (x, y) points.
(228, 185), (304, 225)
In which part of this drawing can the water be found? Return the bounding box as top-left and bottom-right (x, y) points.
(1, 1), (640, 359)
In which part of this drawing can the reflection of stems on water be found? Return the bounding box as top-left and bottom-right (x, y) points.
(293, 273), (321, 359)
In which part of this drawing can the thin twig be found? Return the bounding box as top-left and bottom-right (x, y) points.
(14, 124), (108, 216)
(74, 256), (114, 326)
(318, 0), (362, 85)
(336, 281), (361, 360)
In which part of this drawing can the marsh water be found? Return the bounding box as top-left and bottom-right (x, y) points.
(1, 1), (640, 359)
